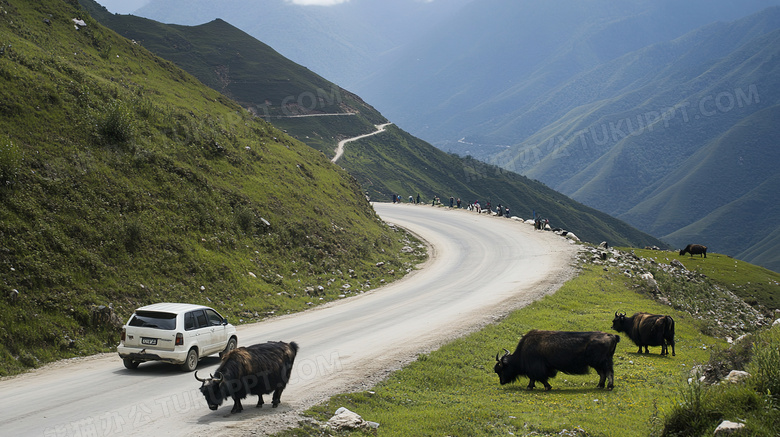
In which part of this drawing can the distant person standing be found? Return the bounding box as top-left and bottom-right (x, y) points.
(416, 193), (421, 204)
(457, 198), (461, 208)
(450, 197), (454, 208)
(505, 206), (510, 218)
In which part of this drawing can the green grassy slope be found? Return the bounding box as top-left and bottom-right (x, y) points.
(0, 0), (423, 376)
(629, 248), (780, 311)
(82, 1), (668, 250)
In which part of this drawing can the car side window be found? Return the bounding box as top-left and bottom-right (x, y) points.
(184, 311), (196, 331)
(206, 309), (223, 327)
(195, 310), (208, 328)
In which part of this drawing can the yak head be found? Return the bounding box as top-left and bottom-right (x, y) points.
(493, 348), (518, 385)
(195, 371), (227, 410)
(612, 312), (627, 331)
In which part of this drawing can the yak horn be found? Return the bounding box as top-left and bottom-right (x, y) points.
(194, 371), (208, 383)
(495, 348), (511, 362)
(212, 372), (224, 383)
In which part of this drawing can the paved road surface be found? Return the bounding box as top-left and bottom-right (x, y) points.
(0, 203), (578, 437)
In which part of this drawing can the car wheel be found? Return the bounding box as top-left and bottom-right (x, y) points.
(181, 348), (198, 372)
(220, 337), (237, 358)
(123, 358), (140, 370)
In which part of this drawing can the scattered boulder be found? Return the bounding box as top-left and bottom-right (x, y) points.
(671, 259), (687, 270)
(90, 304), (123, 329)
(640, 272), (659, 292)
(723, 370), (750, 384)
(327, 407), (379, 432)
(713, 420), (745, 435)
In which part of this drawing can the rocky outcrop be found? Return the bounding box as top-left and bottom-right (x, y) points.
(576, 245), (767, 340)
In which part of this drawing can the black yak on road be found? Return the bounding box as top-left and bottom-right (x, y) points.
(679, 244), (707, 258)
(494, 330), (620, 391)
(196, 341), (298, 413)
(612, 312), (675, 356)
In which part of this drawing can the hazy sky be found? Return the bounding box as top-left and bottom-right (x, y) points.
(94, 0), (150, 14)
(94, 0), (360, 14)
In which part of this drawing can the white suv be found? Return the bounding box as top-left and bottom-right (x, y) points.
(117, 303), (238, 371)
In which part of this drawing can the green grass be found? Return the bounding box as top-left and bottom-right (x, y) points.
(0, 0), (425, 376)
(662, 325), (780, 436)
(289, 264), (721, 436)
(628, 248), (780, 311)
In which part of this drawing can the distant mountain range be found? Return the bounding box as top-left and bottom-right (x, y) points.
(101, 0), (780, 272)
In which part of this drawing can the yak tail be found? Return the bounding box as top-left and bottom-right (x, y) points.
(665, 316), (675, 335)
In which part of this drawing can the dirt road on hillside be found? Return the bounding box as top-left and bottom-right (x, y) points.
(331, 123), (393, 163)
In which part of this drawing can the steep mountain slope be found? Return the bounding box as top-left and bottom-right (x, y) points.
(82, 0), (667, 250)
(620, 106), (780, 238)
(0, 0), (420, 375)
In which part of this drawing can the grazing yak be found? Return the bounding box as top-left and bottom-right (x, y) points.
(612, 312), (675, 356)
(680, 244), (707, 258)
(196, 341), (298, 413)
(494, 330), (620, 391)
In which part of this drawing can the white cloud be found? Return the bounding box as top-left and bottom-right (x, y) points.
(286, 0), (351, 5)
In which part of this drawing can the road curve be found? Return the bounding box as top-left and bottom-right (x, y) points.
(331, 123), (392, 163)
(0, 203), (578, 437)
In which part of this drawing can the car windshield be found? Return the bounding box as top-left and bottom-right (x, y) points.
(128, 311), (177, 330)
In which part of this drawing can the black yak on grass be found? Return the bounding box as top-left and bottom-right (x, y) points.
(612, 312), (675, 356)
(494, 330), (620, 391)
(680, 244), (707, 258)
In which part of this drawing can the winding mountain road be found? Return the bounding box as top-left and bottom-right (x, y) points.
(331, 123), (393, 163)
(0, 203), (578, 437)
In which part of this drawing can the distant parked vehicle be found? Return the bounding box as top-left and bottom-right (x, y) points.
(117, 303), (237, 371)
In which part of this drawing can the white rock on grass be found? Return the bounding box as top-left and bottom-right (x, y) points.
(713, 420), (745, 435)
(327, 407), (379, 431)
